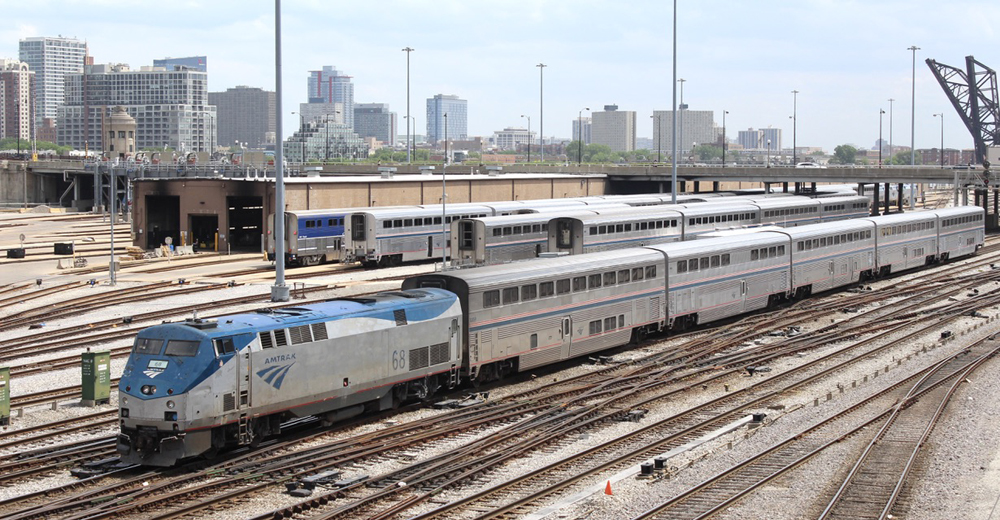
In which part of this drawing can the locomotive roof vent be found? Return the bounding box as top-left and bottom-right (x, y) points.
(185, 318), (219, 330)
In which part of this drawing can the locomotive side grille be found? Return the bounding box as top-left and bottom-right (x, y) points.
(430, 342), (450, 365)
(223, 392), (236, 411)
(394, 309), (408, 326)
(410, 347), (430, 370)
(274, 329), (289, 347)
(259, 332), (274, 349)
(289, 325), (313, 345)
(650, 297), (661, 321)
(311, 323), (329, 341)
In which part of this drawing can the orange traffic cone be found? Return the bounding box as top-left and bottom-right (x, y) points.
(605, 480), (613, 495)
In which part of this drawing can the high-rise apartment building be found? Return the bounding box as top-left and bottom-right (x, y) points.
(591, 105), (636, 152)
(209, 86), (275, 149)
(0, 59), (34, 143)
(18, 36), (89, 126)
(572, 117), (592, 144)
(652, 109), (716, 155)
(58, 63), (216, 152)
(307, 66), (354, 128)
(282, 119), (369, 163)
(153, 56), (207, 72)
(737, 127), (781, 150)
(353, 103), (396, 147)
(426, 94), (467, 144)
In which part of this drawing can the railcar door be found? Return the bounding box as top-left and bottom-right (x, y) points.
(560, 317), (573, 359)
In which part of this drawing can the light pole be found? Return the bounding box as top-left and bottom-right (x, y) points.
(678, 78), (686, 161)
(537, 63), (546, 162)
(933, 113), (944, 167)
(442, 112), (448, 269)
(791, 90), (798, 165)
(521, 114), (531, 163)
(670, 0), (678, 203)
(879, 109), (885, 168)
(650, 114), (661, 163)
(766, 139), (771, 168)
(578, 108), (590, 166)
(908, 45), (920, 166)
(272, 0), (288, 302)
(888, 98), (894, 162)
(402, 47), (414, 164)
(722, 110), (728, 167)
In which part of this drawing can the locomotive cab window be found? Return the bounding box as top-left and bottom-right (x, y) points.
(164, 340), (199, 357)
(134, 337), (162, 355)
(214, 338), (237, 357)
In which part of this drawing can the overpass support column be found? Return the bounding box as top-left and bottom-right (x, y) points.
(782, 182), (789, 193)
(764, 182), (771, 194)
(871, 184), (881, 216)
(897, 183), (904, 212)
(883, 183), (890, 215)
(713, 181), (719, 192)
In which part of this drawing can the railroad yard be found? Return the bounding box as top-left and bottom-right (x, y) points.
(2, 206), (1000, 520)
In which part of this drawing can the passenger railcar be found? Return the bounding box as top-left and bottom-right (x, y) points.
(763, 220), (876, 297)
(117, 288), (463, 466)
(818, 196), (871, 222)
(934, 206), (984, 260)
(548, 207), (685, 255)
(404, 249), (667, 381)
(867, 211), (940, 276)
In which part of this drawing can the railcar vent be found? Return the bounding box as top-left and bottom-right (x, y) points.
(394, 309), (408, 326)
(223, 393), (236, 412)
(430, 343), (450, 365)
(312, 323), (329, 341)
(259, 332), (274, 349)
(289, 325), (313, 345)
(410, 347), (430, 370)
(274, 330), (289, 347)
(650, 297), (661, 321)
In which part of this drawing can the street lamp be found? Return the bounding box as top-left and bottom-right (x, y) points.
(722, 110), (728, 167)
(442, 112), (448, 269)
(402, 47), (414, 163)
(537, 63), (546, 162)
(879, 109), (885, 168)
(578, 107), (590, 166)
(650, 114), (661, 163)
(521, 114), (531, 163)
(791, 90), (798, 165)
(766, 139), (771, 168)
(908, 45), (920, 166)
(933, 113), (944, 167)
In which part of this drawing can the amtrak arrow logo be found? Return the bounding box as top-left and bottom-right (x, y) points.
(143, 370), (162, 378)
(257, 363), (294, 390)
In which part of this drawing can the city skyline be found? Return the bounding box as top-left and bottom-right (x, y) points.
(1, 0), (999, 153)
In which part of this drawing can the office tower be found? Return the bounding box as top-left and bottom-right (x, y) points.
(18, 36), (89, 125)
(426, 94), (467, 144)
(153, 56), (207, 72)
(209, 86), (276, 149)
(353, 103), (396, 146)
(307, 66), (354, 128)
(492, 127), (534, 150)
(572, 117), (592, 144)
(58, 63), (215, 152)
(591, 105), (636, 152)
(0, 59), (34, 142)
(652, 109), (716, 155)
(283, 119), (369, 163)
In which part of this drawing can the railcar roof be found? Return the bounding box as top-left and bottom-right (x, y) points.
(429, 248), (664, 286)
(557, 208), (684, 224)
(932, 206), (985, 217)
(864, 211), (937, 225)
(645, 233), (787, 256)
(348, 205), (496, 219)
(760, 219), (874, 239)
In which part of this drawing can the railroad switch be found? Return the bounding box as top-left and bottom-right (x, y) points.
(286, 469), (344, 496)
(70, 457), (130, 479)
(618, 409), (648, 422)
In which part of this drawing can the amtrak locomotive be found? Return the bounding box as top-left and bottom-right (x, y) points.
(119, 205), (983, 466)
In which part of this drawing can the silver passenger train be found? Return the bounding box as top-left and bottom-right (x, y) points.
(453, 195), (871, 266)
(119, 205), (982, 465)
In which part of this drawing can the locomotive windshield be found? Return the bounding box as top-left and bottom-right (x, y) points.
(164, 340), (199, 357)
(134, 337), (162, 355)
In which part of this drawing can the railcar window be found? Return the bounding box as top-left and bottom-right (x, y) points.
(578, 276), (593, 291)
(503, 227), (512, 235)
(530, 334), (538, 349)
(134, 338), (161, 355)
(434, 217), (442, 225)
(414, 218), (423, 226)
(604, 317), (616, 331)
(393, 219), (403, 227)
(751, 250), (759, 261)
(711, 255), (720, 268)
(619, 315), (625, 327)
(689, 258), (699, 271)
(769, 246), (777, 257)
(700, 257), (710, 270)
(557, 279), (571, 294)
(677, 261), (687, 273)
(483, 290), (500, 308)
(305, 220), (315, 228)
(589, 320), (602, 335)
(722, 253), (730, 266)
(797, 241), (804, 251)
(777, 246), (785, 256)
(502, 287), (519, 304)
(328, 219), (335, 226)
(540, 281), (555, 297)
(590, 226), (598, 235)
(689, 218), (695, 226)
(645, 265), (656, 278)
(532, 225), (541, 233)
(616, 224), (624, 233)
(493, 229), (501, 237)
(384, 221), (393, 229)
(513, 226), (523, 234)
(604, 271), (616, 285)
(618, 269), (630, 283)
(521, 284), (537, 301)
(214, 338), (236, 356)
(165, 340), (199, 357)
(632, 267), (644, 281)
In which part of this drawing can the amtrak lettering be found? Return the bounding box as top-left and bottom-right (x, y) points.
(264, 353), (296, 364)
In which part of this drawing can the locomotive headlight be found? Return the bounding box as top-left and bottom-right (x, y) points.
(122, 397), (128, 405)
(140, 385), (156, 395)
(166, 400), (175, 409)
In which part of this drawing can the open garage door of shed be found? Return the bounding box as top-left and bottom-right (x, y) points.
(146, 195), (180, 249)
(228, 196), (263, 251)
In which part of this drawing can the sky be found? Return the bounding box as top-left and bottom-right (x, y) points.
(2, 0), (999, 154)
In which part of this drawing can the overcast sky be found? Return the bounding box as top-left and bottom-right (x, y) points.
(2, 0), (999, 153)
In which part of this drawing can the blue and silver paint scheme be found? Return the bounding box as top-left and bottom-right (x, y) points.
(118, 288), (462, 466)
